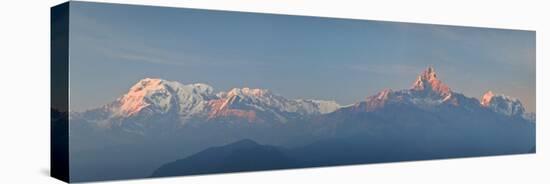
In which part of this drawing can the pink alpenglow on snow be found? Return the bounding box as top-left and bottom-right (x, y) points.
(118, 78), (164, 116)
(412, 66), (452, 97)
(481, 90), (495, 107)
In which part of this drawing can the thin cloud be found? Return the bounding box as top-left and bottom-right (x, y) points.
(117, 53), (185, 66)
(73, 14), (257, 67)
(350, 63), (424, 75)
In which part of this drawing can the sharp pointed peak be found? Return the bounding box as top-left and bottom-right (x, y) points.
(426, 66), (435, 73)
(480, 90), (495, 107)
(419, 66), (438, 80)
(411, 66), (451, 96)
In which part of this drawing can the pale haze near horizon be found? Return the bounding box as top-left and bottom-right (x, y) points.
(68, 2), (536, 112)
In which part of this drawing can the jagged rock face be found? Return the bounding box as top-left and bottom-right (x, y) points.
(480, 90), (495, 107)
(118, 78), (165, 116)
(351, 67), (460, 112)
(407, 67), (458, 106)
(68, 66), (535, 182)
(208, 94), (260, 123)
(207, 87), (341, 123)
(75, 78), (341, 128)
(112, 78), (216, 119)
(341, 67), (532, 120)
(72, 66), (534, 130)
(363, 89), (393, 111)
(411, 67), (451, 98)
(480, 90), (526, 117)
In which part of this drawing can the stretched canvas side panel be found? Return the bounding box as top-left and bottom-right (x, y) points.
(51, 2), (70, 183)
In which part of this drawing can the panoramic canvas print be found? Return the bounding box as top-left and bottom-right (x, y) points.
(51, 1), (536, 182)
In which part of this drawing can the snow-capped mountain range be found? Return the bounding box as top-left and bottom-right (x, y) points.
(67, 66), (535, 181)
(346, 67), (533, 119)
(75, 77), (342, 126)
(73, 66), (534, 126)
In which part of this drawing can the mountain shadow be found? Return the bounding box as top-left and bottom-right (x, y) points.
(151, 139), (299, 177)
(153, 128), (535, 178)
(72, 67), (535, 181)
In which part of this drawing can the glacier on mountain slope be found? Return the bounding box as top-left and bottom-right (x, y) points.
(355, 67), (464, 112)
(73, 66), (534, 126)
(355, 67), (534, 122)
(68, 66), (535, 181)
(295, 99), (341, 114)
(109, 78), (216, 121)
(216, 87), (340, 116)
(480, 90), (526, 117)
(77, 78), (342, 125)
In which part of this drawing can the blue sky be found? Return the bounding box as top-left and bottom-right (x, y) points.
(68, 2), (535, 112)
